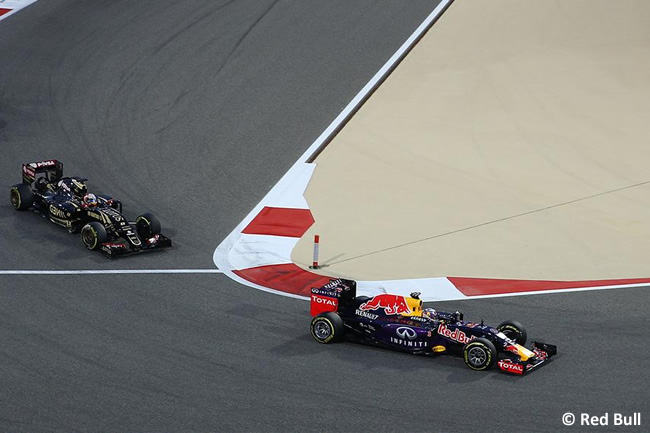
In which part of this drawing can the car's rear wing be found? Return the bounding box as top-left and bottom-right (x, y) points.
(22, 159), (63, 185)
(310, 278), (357, 316)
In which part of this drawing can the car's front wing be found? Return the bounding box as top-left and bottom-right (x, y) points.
(100, 234), (172, 258)
(497, 341), (557, 375)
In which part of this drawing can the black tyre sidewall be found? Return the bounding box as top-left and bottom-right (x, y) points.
(136, 212), (161, 239)
(497, 320), (527, 345)
(311, 316), (335, 343)
(10, 184), (33, 210)
(81, 222), (107, 250)
(463, 338), (497, 371)
(310, 312), (344, 344)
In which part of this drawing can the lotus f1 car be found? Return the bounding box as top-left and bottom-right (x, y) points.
(310, 279), (556, 375)
(9, 159), (172, 257)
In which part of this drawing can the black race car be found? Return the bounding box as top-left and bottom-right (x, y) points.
(310, 279), (557, 375)
(9, 159), (171, 257)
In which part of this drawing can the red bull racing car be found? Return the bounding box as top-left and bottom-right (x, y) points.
(310, 279), (556, 375)
(9, 159), (172, 257)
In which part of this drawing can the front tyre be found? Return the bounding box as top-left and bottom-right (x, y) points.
(463, 338), (497, 371)
(136, 212), (161, 239)
(497, 320), (527, 345)
(10, 184), (33, 210)
(310, 312), (344, 344)
(81, 222), (108, 250)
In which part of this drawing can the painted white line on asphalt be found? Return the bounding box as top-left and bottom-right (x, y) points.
(0, 269), (222, 275)
(0, 0), (38, 22)
(457, 282), (650, 301)
(299, 0), (455, 166)
(230, 234), (301, 270)
(213, 0), (455, 295)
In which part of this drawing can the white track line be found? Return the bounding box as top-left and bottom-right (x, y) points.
(455, 282), (650, 301)
(299, 0), (454, 166)
(213, 0), (455, 299)
(0, 269), (222, 275)
(0, 0), (39, 22)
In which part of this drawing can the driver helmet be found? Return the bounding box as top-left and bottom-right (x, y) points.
(422, 308), (437, 320)
(83, 193), (98, 208)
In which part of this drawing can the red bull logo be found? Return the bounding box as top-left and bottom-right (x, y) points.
(437, 323), (476, 344)
(504, 344), (520, 355)
(359, 294), (411, 315)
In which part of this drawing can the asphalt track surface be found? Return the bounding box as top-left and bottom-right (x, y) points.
(0, 1), (648, 432)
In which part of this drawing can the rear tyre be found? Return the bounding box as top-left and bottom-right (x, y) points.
(497, 320), (527, 345)
(81, 222), (108, 250)
(310, 312), (344, 344)
(10, 184), (33, 210)
(136, 212), (161, 239)
(463, 338), (497, 371)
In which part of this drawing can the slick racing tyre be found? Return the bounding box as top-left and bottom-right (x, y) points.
(10, 184), (33, 210)
(135, 212), (161, 239)
(497, 320), (527, 345)
(310, 312), (344, 344)
(81, 222), (108, 250)
(463, 338), (497, 371)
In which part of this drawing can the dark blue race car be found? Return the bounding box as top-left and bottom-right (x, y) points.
(310, 279), (556, 375)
